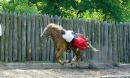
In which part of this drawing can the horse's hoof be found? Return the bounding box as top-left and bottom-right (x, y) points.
(59, 62), (65, 65)
(63, 60), (71, 64)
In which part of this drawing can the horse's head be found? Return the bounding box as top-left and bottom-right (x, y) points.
(41, 23), (63, 38)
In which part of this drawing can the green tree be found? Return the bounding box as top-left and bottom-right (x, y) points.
(0, 0), (40, 14)
(0, 0), (130, 22)
(34, 0), (130, 22)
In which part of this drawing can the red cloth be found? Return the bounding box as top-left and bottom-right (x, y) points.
(71, 35), (87, 51)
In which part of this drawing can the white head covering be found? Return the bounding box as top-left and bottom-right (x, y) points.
(62, 30), (74, 42)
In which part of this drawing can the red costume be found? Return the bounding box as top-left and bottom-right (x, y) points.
(71, 34), (87, 51)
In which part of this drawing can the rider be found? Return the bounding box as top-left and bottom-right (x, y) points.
(61, 29), (99, 52)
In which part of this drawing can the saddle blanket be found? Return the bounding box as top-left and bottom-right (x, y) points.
(62, 30), (87, 51)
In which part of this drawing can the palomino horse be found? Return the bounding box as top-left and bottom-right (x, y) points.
(41, 23), (98, 65)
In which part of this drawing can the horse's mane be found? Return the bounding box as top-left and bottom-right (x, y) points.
(47, 23), (63, 31)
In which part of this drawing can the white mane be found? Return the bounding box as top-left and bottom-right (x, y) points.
(47, 23), (63, 30)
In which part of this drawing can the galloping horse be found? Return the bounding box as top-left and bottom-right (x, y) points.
(41, 23), (98, 65)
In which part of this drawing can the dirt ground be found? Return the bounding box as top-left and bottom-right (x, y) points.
(0, 63), (130, 78)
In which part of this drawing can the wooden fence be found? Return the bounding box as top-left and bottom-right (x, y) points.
(0, 13), (130, 64)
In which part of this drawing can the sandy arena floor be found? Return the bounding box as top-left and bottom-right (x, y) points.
(0, 63), (130, 78)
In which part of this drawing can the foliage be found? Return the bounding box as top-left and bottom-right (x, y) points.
(0, 0), (40, 14)
(32, 0), (130, 22)
(0, 0), (130, 22)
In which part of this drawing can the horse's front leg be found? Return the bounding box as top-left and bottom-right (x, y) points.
(56, 49), (65, 65)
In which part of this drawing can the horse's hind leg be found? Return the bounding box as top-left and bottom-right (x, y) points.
(71, 48), (80, 65)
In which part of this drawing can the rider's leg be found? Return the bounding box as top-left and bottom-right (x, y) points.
(87, 42), (99, 52)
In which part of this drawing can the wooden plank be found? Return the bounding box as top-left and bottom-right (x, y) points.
(108, 23), (113, 63)
(26, 14), (32, 61)
(4, 13), (9, 62)
(112, 22), (118, 64)
(93, 22), (100, 63)
(50, 15), (54, 23)
(116, 23), (120, 63)
(96, 22), (101, 63)
(21, 14), (27, 62)
(104, 22), (109, 63)
(123, 24), (129, 63)
(17, 13), (22, 61)
(12, 13), (18, 62)
(1, 13), (6, 61)
(35, 15), (40, 61)
(125, 24), (129, 63)
(8, 13), (13, 62)
(128, 23), (130, 63)
(119, 23), (124, 63)
(100, 22), (104, 63)
(31, 14), (36, 61)
(54, 15), (60, 24)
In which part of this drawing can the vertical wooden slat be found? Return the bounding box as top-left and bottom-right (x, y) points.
(92, 21), (99, 63)
(21, 14), (27, 62)
(123, 24), (128, 63)
(116, 23), (120, 63)
(119, 23), (123, 63)
(1, 13), (6, 61)
(112, 22), (118, 64)
(26, 14), (31, 61)
(90, 20), (96, 62)
(125, 24), (129, 63)
(35, 15), (40, 61)
(96, 22), (101, 63)
(17, 13), (22, 61)
(100, 22), (104, 63)
(8, 13), (13, 62)
(128, 23), (130, 63)
(31, 15), (36, 61)
(5, 13), (9, 62)
(104, 22), (109, 63)
(12, 13), (18, 61)
(108, 23), (113, 63)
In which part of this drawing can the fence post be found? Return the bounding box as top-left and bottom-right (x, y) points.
(21, 14), (27, 62)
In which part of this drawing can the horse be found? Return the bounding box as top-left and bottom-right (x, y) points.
(41, 23), (99, 65)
